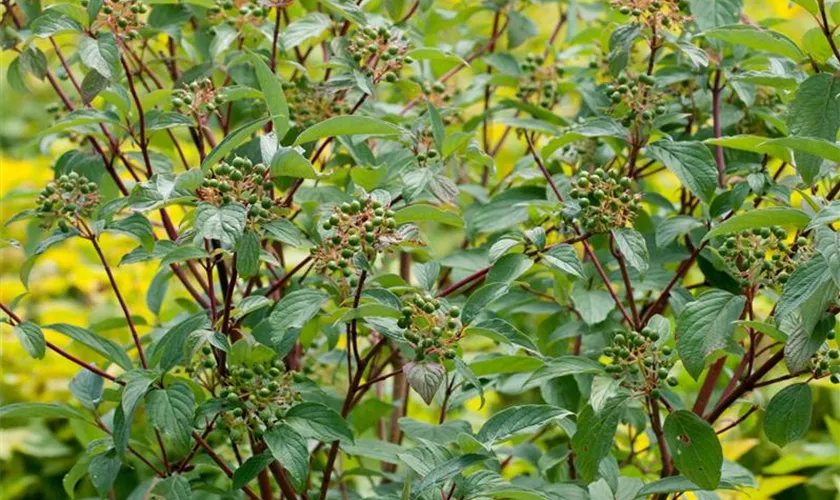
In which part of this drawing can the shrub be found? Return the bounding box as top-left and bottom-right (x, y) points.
(1, 0), (840, 498)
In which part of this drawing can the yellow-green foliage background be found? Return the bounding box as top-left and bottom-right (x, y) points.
(1, 1), (839, 499)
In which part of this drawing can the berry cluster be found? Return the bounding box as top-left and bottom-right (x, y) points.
(716, 228), (810, 289)
(195, 351), (300, 443)
(313, 197), (401, 287)
(514, 53), (563, 110)
(198, 156), (278, 223)
(283, 78), (350, 129)
(46, 103), (64, 120)
(208, 0), (268, 29)
(35, 173), (100, 232)
(419, 81), (456, 107)
(172, 79), (221, 118)
(399, 294), (461, 362)
(566, 168), (641, 233)
(613, 0), (690, 30)
(86, 0), (148, 40)
(347, 25), (413, 84)
(810, 334), (840, 383)
(605, 73), (667, 127)
(602, 327), (678, 397)
(409, 128), (441, 168)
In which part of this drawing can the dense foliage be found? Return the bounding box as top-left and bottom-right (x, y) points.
(1, 0), (840, 498)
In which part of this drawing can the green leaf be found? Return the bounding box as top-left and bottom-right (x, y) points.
(342, 438), (404, 463)
(0, 402), (88, 421)
(676, 289), (745, 379)
(764, 383), (812, 448)
(159, 245), (208, 269)
(19, 46), (47, 80)
(285, 402), (354, 444)
(664, 410), (723, 491)
(541, 244), (584, 278)
(267, 289), (329, 332)
(63, 454), (92, 499)
(815, 227), (840, 288)
(477, 405), (570, 443)
(395, 204), (463, 227)
(69, 368), (104, 410)
(236, 230), (261, 279)
(40, 109), (121, 136)
(807, 201), (840, 230)
(507, 10), (537, 48)
(646, 141), (718, 204)
(128, 173), (195, 212)
(89, 448), (121, 497)
(45, 323), (133, 370)
(144, 110), (194, 132)
(525, 356), (605, 385)
(262, 219), (311, 247)
(416, 454), (487, 493)
(655, 216), (705, 248)
(80, 70), (109, 104)
(265, 424), (308, 490)
(293, 116), (402, 146)
(468, 355), (543, 376)
(232, 453), (274, 490)
(690, 0), (742, 30)
(270, 147), (319, 179)
(193, 202), (247, 246)
(704, 25), (803, 61)
(638, 461), (757, 496)
(462, 283), (509, 325)
(200, 117), (269, 171)
(703, 207), (811, 241)
(734, 320), (788, 342)
(454, 356), (485, 409)
(484, 53), (522, 76)
(403, 361), (445, 405)
(13, 320), (45, 359)
(280, 12), (331, 49)
(30, 10), (82, 38)
(570, 286), (614, 325)
(463, 319), (539, 352)
(150, 475), (191, 500)
(731, 71), (798, 91)
(385, 0), (406, 19)
(250, 53), (289, 139)
(791, 0), (819, 15)
(608, 24), (642, 76)
(107, 213), (155, 252)
(612, 228), (649, 275)
(149, 313), (210, 371)
(145, 382), (195, 451)
(785, 74), (840, 183)
(78, 33), (119, 79)
(572, 397), (627, 482)
(776, 254), (835, 323)
(406, 47), (467, 66)
(7, 57), (29, 93)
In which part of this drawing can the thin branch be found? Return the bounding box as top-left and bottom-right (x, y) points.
(819, 0), (840, 63)
(715, 405), (758, 435)
(88, 233), (148, 368)
(190, 431), (260, 500)
(525, 134), (634, 326)
(399, 17), (511, 115)
(0, 302), (120, 383)
(711, 69), (726, 186)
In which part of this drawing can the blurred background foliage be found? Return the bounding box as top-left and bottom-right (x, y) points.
(1, 0), (839, 499)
